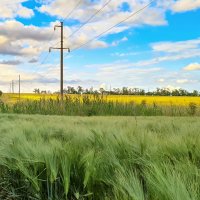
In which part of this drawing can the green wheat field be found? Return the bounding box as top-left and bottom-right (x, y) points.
(0, 114), (199, 200)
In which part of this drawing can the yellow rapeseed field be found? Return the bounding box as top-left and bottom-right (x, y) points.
(2, 93), (200, 106)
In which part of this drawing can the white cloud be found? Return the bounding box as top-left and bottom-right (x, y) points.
(111, 36), (128, 46)
(0, 0), (34, 19)
(176, 79), (189, 84)
(172, 0), (200, 12)
(18, 5), (34, 18)
(183, 63), (200, 71)
(111, 52), (140, 57)
(110, 38), (200, 68)
(0, 20), (61, 57)
(158, 78), (165, 83)
(1, 0), (200, 92)
(152, 38), (200, 53)
(0, 64), (40, 84)
(38, 0), (167, 47)
(165, 85), (180, 91)
(147, 38), (200, 65)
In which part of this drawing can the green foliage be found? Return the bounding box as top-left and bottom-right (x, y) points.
(2, 95), (164, 116)
(0, 115), (200, 199)
(1, 95), (199, 116)
(188, 102), (197, 115)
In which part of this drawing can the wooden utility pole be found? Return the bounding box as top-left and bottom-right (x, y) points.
(61, 22), (64, 100)
(19, 75), (21, 100)
(49, 22), (70, 101)
(10, 82), (12, 93)
(12, 80), (14, 93)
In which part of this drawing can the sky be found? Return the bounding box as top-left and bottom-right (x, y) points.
(0, 0), (200, 93)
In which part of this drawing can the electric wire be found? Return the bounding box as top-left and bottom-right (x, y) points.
(66, 0), (112, 40)
(39, 0), (82, 65)
(63, 0), (82, 21)
(70, 0), (155, 53)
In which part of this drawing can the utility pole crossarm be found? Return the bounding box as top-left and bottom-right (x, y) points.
(19, 75), (21, 101)
(54, 24), (62, 29)
(49, 47), (70, 53)
(49, 21), (70, 101)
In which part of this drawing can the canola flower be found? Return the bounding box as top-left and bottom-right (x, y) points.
(2, 93), (200, 106)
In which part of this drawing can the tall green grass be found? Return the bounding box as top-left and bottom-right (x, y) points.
(0, 115), (200, 199)
(0, 95), (199, 116)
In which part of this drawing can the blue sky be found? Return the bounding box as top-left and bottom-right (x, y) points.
(0, 0), (200, 92)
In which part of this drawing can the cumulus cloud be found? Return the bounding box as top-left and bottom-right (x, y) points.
(29, 58), (38, 63)
(111, 51), (139, 57)
(183, 63), (200, 71)
(38, 0), (167, 46)
(0, 20), (61, 57)
(172, 0), (200, 12)
(158, 78), (165, 83)
(176, 79), (189, 84)
(0, 64), (40, 84)
(152, 38), (200, 53)
(58, 0), (157, 24)
(148, 38), (200, 64)
(0, 60), (22, 65)
(0, 0), (34, 19)
(1, 0), (200, 92)
(0, 0), (181, 59)
(111, 36), (128, 46)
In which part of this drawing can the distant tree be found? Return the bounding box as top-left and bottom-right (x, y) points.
(33, 88), (40, 94)
(171, 89), (180, 96)
(113, 88), (120, 94)
(99, 88), (105, 95)
(178, 88), (188, 96)
(33, 86), (199, 97)
(66, 86), (77, 94)
(139, 89), (145, 95)
(67, 86), (72, 94)
(89, 87), (94, 94)
(41, 90), (47, 94)
(161, 88), (171, 96)
(122, 87), (128, 95)
(93, 90), (99, 94)
(84, 89), (89, 94)
(63, 89), (68, 94)
(0, 90), (2, 97)
(133, 88), (139, 95)
(71, 87), (77, 94)
(77, 86), (83, 94)
(192, 90), (199, 96)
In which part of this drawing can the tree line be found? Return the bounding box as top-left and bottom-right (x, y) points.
(33, 87), (200, 97)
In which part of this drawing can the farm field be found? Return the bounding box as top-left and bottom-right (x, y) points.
(1, 1), (200, 200)
(1, 93), (200, 116)
(2, 93), (200, 106)
(0, 114), (200, 199)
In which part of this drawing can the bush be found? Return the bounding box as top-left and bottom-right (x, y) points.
(188, 102), (197, 115)
(0, 90), (2, 97)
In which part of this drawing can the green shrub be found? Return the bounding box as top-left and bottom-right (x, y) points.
(0, 95), (200, 116)
(188, 102), (197, 115)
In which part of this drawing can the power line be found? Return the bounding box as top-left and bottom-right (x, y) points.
(40, 52), (51, 65)
(39, 0), (81, 65)
(70, 0), (155, 52)
(66, 0), (112, 40)
(49, 22), (70, 101)
(38, 32), (59, 64)
(63, 0), (82, 21)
